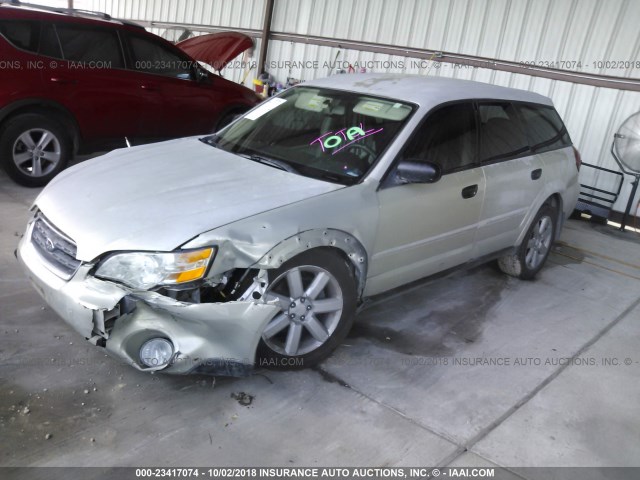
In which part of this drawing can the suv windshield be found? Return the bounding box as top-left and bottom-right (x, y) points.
(206, 87), (414, 184)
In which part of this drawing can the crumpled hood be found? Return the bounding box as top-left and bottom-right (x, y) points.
(36, 138), (343, 261)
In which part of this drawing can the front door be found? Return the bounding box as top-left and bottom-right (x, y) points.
(367, 102), (485, 296)
(124, 32), (224, 138)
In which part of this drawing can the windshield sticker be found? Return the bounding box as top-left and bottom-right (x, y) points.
(310, 124), (384, 155)
(244, 97), (287, 121)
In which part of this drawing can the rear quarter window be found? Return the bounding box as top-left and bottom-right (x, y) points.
(516, 104), (572, 153)
(0, 20), (39, 53)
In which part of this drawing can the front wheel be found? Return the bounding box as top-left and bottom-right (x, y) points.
(257, 249), (357, 369)
(498, 204), (557, 280)
(0, 114), (71, 187)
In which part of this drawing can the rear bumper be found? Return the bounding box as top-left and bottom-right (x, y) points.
(17, 231), (279, 376)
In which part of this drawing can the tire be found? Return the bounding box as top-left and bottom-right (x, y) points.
(0, 113), (71, 187)
(498, 204), (557, 280)
(257, 249), (357, 369)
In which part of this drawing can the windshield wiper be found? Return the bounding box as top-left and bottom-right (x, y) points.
(199, 139), (298, 174)
(240, 153), (299, 174)
(314, 171), (357, 185)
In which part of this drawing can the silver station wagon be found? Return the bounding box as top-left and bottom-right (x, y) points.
(17, 74), (580, 375)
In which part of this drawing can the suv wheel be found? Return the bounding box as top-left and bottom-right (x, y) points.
(0, 114), (71, 187)
(258, 249), (357, 369)
(498, 204), (557, 279)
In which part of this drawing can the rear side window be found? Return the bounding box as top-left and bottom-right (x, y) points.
(478, 103), (529, 163)
(404, 102), (477, 173)
(517, 104), (572, 153)
(39, 24), (62, 59)
(128, 34), (192, 79)
(0, 20), (39, 53)
(54, 24), (123, 68)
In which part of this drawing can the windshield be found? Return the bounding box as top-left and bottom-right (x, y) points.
(207, 87), (415, 185)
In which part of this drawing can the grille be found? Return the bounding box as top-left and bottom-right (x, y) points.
(31, 214), (81, 278)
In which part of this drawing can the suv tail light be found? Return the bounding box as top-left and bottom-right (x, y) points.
(572, 146), (582, 171)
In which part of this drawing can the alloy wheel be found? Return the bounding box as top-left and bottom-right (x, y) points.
(263, 265), (344, 356)
(12, 128), (62, 178)
(525, 215), (553, 269)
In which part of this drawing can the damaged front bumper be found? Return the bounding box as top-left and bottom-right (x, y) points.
(16, 233), (280, 376)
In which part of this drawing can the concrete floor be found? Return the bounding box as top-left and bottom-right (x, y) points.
(1, 166), (639, 474)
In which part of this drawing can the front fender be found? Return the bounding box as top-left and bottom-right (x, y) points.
(181, 182), (380, 297)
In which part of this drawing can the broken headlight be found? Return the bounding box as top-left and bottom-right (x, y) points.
(95, 247), (215, 289)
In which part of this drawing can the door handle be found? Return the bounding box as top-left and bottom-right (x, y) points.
(50, 77), (77, 85)
(140, 84), (157, 91)
(531, 168), (542, 180)
(461, 184), (478, 199)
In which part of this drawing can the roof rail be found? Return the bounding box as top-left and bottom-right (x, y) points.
(0, 0), (112, 21)
(118, 18), (146, 29)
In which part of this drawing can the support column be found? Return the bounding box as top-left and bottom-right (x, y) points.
(257, 0), (275, 74)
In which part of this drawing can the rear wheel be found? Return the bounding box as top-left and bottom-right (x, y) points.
(0, 114), (71, 187)
(498, 204), (557, 279)
(257, 249), (357, 369)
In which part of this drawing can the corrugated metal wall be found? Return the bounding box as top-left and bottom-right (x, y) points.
(272, 0), (639, 79)
(86, 0), (265, 29)
(82, 0), (640, 213)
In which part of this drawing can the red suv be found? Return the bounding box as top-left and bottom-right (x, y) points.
(0, 3), (261, 186)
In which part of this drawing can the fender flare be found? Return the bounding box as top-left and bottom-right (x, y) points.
(256, 228), (368, 297)
(0, 98), (81, 152)
(516, 192), (565, 246)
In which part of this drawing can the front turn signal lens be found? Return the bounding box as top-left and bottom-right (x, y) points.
(162, 247), (214, 285)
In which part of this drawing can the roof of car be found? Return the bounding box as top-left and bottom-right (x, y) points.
(0, 3), (144, 30)
(304, 73), (554, 109)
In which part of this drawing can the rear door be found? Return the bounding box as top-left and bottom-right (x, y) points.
(516, 102), (576, 188)
(38, 22), (164, 142)
(369, 102), (486, 294)
(0, 19), (43, 105)
(473, 102), (543, 256)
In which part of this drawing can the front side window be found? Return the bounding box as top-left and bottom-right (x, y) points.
(128, 34), (192, 79)
(0, 20), (39, 52)
(403, 102), (477, 173)
(208, 87), (414, 185)
(517, 104), (572, 153)
(478, 102), (529, 163)
(55, 24), (123, 68)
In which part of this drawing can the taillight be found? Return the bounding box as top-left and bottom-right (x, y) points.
(572, 146), (582, 171)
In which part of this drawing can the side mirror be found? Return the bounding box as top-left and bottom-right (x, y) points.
(194, 66), (210, 83)
(395, 160), (441, 184)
